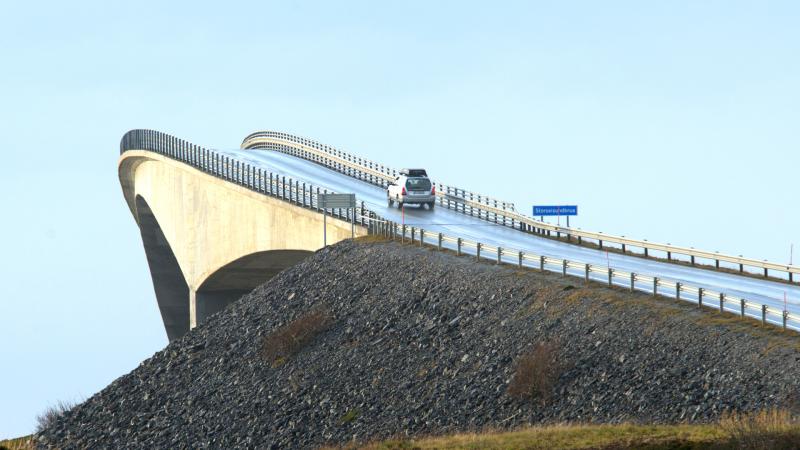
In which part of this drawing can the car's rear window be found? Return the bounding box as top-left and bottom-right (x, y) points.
(405, 177), (431, 191)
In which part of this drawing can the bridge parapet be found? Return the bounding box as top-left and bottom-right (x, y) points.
(241, 130), (800, 283)
(120, 130), (374, 340)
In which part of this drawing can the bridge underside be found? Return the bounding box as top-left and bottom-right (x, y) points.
(137, 196), (315, 339)
(194, 250), (312, 326)
(136, 196), (189, 341)
(120, 150), (364, 341)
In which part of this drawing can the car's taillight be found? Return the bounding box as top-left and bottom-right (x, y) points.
(401, 186), (407, 195)
(431, 185), (436, 195)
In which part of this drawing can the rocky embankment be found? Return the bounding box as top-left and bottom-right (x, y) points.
(39, 240), (800, 448)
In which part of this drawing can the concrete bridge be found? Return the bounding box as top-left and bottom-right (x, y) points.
(120, 129), (800, 340)
(119, 144), (364, 341)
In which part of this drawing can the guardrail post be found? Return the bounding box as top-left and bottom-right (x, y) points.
(667, 251), (672, 260)
(497, 247), (502, 264)
(599, 239), (603, 249)
(402, 225), (407, 244)
(608, 268), (613, 286)
(739, 263), (744, 273)
(653, 277), (658, 297)
(584, 264), (590, 282)
(762, 305), (767, 325)
(715, 259), (720, 269)
(644, 248), (648, 257)
(446, 186), (451, 210)
(518, 251), (523, 267)
(783, 310), (788, 331)
(457, 238), (462, 256)
(282, 176), (286, 199)
(420, 229), (424, 246)
(469, 193), (474, 216)
(764, 268), (768, 278)
(630, 273), (635, 292)
(540, 255), (545, 272)
(690, 255), (695, 266)
(562, 260), (567, 276)
(676, 282), (681, 301)
(698, 288), (704, 308)
(476, 242), (482, 260)
(410, 227), (415, 244)
(621, 243), (626, 253)
(740, 299), (746, 317)
(438, 233), (443, 251)
(719, 293), (725, 312)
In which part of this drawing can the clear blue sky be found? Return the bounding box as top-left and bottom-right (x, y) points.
(1, 0), (798, 438)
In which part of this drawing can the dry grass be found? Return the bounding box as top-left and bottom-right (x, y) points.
(350, 423), (725, 449)
(718, 408), (800, 449)
(35, 400), (76, 433)
(0, 436), (35, 450)
(507, 341), (564, 403)
(347, 410), (800, 449)
(261, 308), (333, 365)
(355, 235), (392, 244)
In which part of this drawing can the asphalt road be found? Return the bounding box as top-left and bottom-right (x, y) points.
(216, 147), (800, 328)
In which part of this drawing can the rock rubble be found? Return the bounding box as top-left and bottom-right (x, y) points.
(39, 240), (800, 448)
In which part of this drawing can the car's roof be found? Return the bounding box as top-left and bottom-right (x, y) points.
(399, 168), (428, 177)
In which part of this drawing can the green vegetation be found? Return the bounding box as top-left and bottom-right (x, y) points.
(340, 408), (361, 425)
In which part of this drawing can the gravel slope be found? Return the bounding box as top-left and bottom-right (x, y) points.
(39, 240), (800, 448)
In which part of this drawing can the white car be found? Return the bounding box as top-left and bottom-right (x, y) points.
(387, 168), (436, 209)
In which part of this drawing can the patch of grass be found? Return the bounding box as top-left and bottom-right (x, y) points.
(355, 235), (392, 244)
(261, 308), (333, 364)
(354, 423), (725, 449)
(718, 408), (800, 449)
(0, 435), (35, 450)
(349, 410), (800, 449)
(507, 341), (564, 403)
(340, 408), (361, 425)
(35, 400), (77, 433)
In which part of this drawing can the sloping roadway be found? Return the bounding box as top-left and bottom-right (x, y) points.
(216, 147), (800, 326)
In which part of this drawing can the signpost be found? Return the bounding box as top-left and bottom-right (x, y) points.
(533, 205), (578, 227)
(320, 193), (356, 246)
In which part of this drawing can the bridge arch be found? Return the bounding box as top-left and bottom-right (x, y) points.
(120, 150), (363, 341)
(194, 250), (313, 326)
(135, 195), (190, 341)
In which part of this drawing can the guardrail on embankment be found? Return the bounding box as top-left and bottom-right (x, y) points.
(241, 131), (800, 283)
(366, 218), (800, 333)
(120, 129), (379, 228)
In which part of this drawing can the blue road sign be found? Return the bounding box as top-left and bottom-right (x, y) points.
(533, 205), (578, 216)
